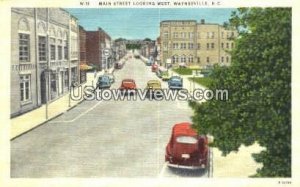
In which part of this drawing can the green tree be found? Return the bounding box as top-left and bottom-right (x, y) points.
(144, 38), (152, 42)
(189, 8), (291, 177)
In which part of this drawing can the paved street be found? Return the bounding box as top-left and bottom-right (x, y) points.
(11, 56), (209, 178)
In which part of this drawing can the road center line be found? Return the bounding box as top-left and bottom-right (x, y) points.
(49, 100), (103, 123)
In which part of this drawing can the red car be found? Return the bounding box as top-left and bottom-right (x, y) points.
(119, 79), (137, 94)
(165, 122), (211, 169)
(152, 64), (158, 72)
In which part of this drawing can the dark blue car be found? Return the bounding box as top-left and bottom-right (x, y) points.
(96, 75), (111, 89)
(168, 76), (183, 90)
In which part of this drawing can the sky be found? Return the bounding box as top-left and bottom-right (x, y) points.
(67, 8), (235, 40)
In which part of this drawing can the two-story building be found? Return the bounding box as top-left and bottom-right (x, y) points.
(11, 8), (80, 117)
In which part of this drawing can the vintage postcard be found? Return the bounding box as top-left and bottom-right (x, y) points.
(0, 0), (299, 186)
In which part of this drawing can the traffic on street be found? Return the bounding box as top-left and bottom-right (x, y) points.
(11, 54), (212, 178)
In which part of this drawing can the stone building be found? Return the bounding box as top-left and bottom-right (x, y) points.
(160, 19), (237, 67)
(11, 8), (80, 117)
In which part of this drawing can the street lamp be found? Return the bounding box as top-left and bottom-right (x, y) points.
(44, 68), (52, 120)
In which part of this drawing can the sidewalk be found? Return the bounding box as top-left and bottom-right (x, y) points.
(170, 68), (265, 177)
(169, 69), (207, 103)
(10, 67), (114, 140)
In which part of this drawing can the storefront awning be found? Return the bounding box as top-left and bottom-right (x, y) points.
(80, 64), (93, 70)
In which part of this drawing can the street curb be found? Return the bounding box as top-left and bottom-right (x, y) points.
(10, 99), (85, 141)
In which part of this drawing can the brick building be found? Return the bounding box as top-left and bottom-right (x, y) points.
(160, 19), (237, 67)
(86, 27), (112, 71)
(11, 8), (80, 117)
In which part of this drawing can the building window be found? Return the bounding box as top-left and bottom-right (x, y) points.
(226, 43), (229, 49)
(173, 43), (179, 49)
(50, 44), (56, 60)
(189, 32), (194, 39)
(197, 43), (200, 50)
(206, 57), (210, 63)
(19, 33), (30, 62)
(188, 55), (193, 63)
(58, 46), (62, 60)
(188, 43), (193, 49)
(211, 43), (215, 49)
(207, 43), (210, 50)
(181, 55), (186, 63)
(64, 45), (68, 60)
(226, 56), (229, 63)
(212, 32), (215, 39)
(172, 56), (178, 63)
(38, 36), (46, 61)
(231, 43), (234, 49)
(163, 32), (169, 39)
(51, 72), (57, 92)
(181, 43), (186, 49)
(64, 70), (69, 88)
(181, 32), (186, 38)
(163, 42), (168, 50)
(221, 43), (224, 49)
(173, 32), (178, 38)
(227, 32), (230, 39)
(221, 56), (224, 63)
(20, 74), (31, 102)
(231, 32), (234, 38)
(197, 57), (200, 63)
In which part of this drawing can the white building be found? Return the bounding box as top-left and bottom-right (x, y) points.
(11, 8), (80, 117)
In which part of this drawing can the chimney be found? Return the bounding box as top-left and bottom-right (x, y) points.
(200, 19), (205, 24)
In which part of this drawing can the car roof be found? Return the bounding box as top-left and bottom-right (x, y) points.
(99, 75), (110, 79)
(147, 80), (161, 84)
(172, 122), (197, 137)
(170, 76), (182, 80)
(122, 79), (135, 82)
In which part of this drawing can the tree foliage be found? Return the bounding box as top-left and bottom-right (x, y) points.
(126, 43), (141, 50)
(189, 8), (291, 177)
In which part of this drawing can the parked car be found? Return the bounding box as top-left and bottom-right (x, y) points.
(156, 67), (171, 81)
(115, 61), (123, 69)
(96, 75), (111, 89)
(119, 79), (137, 95)
(168, 76), (183, 89)
(152, 64), (158, 72)
(146, 59), (153, 66)
(145, 80), (162, 98)
(105, 73), (115, 84)
(165, 122), (212, 170)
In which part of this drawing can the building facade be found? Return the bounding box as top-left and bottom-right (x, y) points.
(11, 8), (80, 117)
(160, 19), (237, 67)
(141, 40), (155, 59)
(79, 25), (87, 83)
(113, 39), (127, 62)
(86, 28), (112, 71)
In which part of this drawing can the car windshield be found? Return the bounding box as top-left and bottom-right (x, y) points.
(176, 136), (197, 144)
(99, 76), (109, 81)
(122, 81), (134, 84)
(171, 78), (181, 82)
(148, 82), (160, 87)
